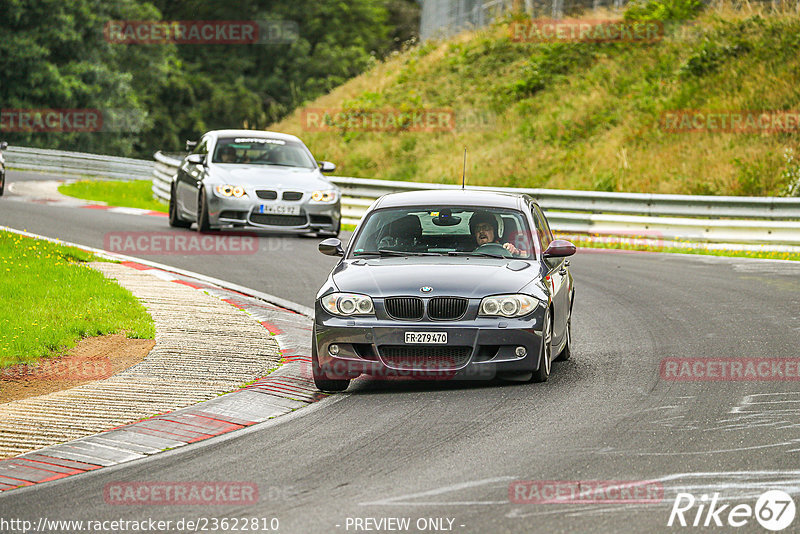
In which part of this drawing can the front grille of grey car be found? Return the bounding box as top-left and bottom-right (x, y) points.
(219, 210), (247, 220)
(309, 215), (333, 225)
(282, 191), (303, 201)
(428, 297), (468, 320)
(249, 213), (307, 226)
(379, 346), (471, 370)
(385, 297), (424, 320)
(256, 190), (278, 200)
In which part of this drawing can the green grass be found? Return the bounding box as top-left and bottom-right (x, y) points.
(273, 1), (800, 197)
(59, 180), (168, 213)
(0, 231), (155, 368)
(563, 233), (800, 261)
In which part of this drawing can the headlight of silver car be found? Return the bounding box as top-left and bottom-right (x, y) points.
(478, 294), (539, 318)
(321, 292), (374, 316)
(310, 190), (338, 203)
(215, 184), (247, 198)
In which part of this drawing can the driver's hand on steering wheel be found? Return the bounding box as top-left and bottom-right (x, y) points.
(503, 242), (526, 256)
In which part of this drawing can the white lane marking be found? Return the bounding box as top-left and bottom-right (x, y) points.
(603, 441), (800, 456)
(108, 207), (154, 215)
(359, 476), (515, 506)
(359, 471), (800, 518)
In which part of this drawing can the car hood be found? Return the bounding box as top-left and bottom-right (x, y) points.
(209, 164), (334, 190)
(330, 257), (542, 298)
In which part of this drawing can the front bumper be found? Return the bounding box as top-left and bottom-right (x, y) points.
(314, 304), (546, 381)
(206, 190), (340, 232)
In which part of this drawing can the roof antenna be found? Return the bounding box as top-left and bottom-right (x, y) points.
(462, 147), (467, 190)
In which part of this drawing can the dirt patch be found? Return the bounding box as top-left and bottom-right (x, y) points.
(0, 334), (154, 404)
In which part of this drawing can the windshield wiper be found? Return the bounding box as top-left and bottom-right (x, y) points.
(448, 251), (508, 258)
(354, 249), (442, 257)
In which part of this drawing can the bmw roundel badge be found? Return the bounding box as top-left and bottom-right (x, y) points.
(420, 286), (433, 293)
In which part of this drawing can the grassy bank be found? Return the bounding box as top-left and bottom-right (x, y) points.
(59, 180), (168, 213)
(0, 231), (155, 368)
(274, 1), (800, 197)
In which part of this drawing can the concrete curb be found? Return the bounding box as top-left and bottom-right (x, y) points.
(0, 233), (318, 494)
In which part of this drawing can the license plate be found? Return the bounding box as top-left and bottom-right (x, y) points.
(404, 332), (447, 344)
(260, 204), (300, 216)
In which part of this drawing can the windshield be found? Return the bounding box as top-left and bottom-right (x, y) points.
(212, 137), (317, 168)
(350, 206), (535, 259)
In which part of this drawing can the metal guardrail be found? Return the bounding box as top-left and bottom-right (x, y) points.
(151, 151), (800, 244)
(5, 146), (153, 181)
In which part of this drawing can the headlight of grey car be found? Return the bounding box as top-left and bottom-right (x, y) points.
(321, 292), (374, 316)
(310, 190), (338, 203)
(215, 184), (248, 198)
(479, 294), (540, 318)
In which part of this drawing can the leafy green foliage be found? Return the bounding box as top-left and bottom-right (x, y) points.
(624, 0), (704, 22)
(0, 0), (419, 157)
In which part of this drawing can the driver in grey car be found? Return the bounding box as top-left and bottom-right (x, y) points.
(470, 211), (527, 257)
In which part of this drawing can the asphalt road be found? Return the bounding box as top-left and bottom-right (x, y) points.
(2, 170), (800, 533)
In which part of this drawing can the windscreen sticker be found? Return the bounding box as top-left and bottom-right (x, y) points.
(233, 138), (286, 145)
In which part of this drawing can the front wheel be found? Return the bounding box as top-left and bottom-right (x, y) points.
(312, 331), (350, 392)
(531, 309), (552, 383)
(169, 185), (191, 228)
(555, 316), (571, 362)
(196, 189), (211, 232)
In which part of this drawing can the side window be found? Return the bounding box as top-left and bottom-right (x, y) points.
(532, 206), (552, 252)
(535, 206), (554, 246)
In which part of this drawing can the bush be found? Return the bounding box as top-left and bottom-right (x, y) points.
(624, 0), (704, 22)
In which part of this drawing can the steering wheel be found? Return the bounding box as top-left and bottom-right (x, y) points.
(475, 242), (513, 257)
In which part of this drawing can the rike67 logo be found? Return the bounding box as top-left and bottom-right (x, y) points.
(668, 490), (796, 531)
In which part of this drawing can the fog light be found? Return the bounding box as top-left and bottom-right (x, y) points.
(329, 344), (340, 356)
(515, 346), (527, 357)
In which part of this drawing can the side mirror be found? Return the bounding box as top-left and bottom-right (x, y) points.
(186, 140), (198, 151)
(543, 239), (576, 258)
(0, 141), (7, 150)
(319, 238), (344, 256)
(318, 161), (336, 173)
(185, 153), (205, 165)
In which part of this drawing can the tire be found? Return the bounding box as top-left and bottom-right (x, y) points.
(196, 189), (211, 232)
(0, 171), (5, 196)
(531, 308), (552, 383)
(555, 317), (571, 362)
(312, 329), (350, 392)
(168, 184), (191, 228)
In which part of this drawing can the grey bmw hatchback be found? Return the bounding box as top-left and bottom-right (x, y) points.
(312, 189), (576, 392)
